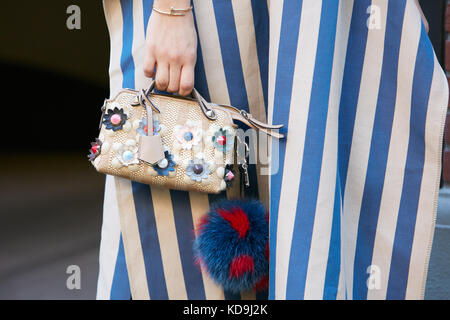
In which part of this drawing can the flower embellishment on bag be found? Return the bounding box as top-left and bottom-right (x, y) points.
(175, 121), (203, 150)
(103, 107), (128, 131)
(136, 116), (162, 136)
(136, 117), (150, 136)
(212, 127), (234, 152)
(112, 140), (140, 168)
(152, 150), (176, 176)
(88, 138), (102, 161)
(223, 164), (235, 187)
(186, 157), (211, 182)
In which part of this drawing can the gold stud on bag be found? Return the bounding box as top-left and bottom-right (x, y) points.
(88, 80), (284, 194)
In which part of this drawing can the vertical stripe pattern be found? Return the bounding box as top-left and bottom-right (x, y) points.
(99, 0), (448, 300)
(268, 0), (447, 300)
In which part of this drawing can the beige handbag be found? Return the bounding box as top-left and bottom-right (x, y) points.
(88, 80), (284, 194)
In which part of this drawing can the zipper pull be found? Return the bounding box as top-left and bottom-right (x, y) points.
(240, 161), (250, 188)
(237, 136), (250, 188)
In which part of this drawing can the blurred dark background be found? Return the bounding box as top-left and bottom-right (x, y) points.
(0, 1), (109, 152)
(0, 1), (109, 299)
(0, 0), (448, 299)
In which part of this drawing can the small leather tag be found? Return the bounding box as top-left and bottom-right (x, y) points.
(138, 135), (165, 165)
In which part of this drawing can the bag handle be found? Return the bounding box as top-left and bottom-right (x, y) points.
(143, 80), (218, 120)
(139, 80), (285, 139)
(210, 103), (284, 139)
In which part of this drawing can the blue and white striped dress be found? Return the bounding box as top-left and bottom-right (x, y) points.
(97, 0), (448, 300)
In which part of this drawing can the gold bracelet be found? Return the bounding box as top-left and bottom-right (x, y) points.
(152, 4), (193, 16)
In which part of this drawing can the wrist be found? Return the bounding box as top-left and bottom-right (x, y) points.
(153, 0), (191, 12)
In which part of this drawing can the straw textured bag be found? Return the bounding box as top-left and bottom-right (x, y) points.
(88, 80), (283, 194)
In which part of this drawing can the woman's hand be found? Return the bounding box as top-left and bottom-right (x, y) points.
(143, 0), (197, 96)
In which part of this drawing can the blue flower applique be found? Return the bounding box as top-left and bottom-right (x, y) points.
(186, 158), (211, 182)
(152, 150), (176, 176)
(137, 117), (161, 136)
(153, 119), (161, 134)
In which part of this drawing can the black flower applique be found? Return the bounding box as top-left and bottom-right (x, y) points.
(88, 138), (102, 161)
(103, 107), (128, 131)
(224, 164), (235, 187)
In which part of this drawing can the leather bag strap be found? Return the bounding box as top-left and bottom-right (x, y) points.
(210, 103), (285, 139)
(140, 80), (285, 139)
(143, 80), (217, 120)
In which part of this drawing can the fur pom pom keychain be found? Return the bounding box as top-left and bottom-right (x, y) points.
(193, 199), (269, 293)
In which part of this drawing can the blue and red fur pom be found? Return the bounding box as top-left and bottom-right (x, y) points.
(193, 199), (269, 293)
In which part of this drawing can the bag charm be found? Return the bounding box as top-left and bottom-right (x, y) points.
(193, 199), (269, 293)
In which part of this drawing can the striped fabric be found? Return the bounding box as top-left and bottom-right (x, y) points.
(97, 0), (448, 300)
(98, 0), (269, 300)
(269, 0), (448, 300)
